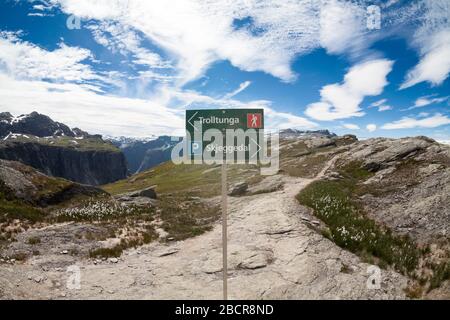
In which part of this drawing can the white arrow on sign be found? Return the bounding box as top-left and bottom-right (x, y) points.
(188, 111), (200, 132)
(250, 137), (261, 159)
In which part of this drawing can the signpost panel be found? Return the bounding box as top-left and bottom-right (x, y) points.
(186, 109), (264, 163)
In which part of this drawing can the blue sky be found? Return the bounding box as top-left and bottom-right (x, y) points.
(0, 0), (449, 142)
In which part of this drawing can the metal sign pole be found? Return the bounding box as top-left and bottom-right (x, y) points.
(221, 157), (228, 300)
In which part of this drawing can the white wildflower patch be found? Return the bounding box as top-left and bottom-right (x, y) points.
(54, 199), (150, 221)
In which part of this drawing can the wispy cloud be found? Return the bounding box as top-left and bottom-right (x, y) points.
(223, 81), (251, 99)
(397, 0), (450, 90)
(366, 124), (377, 132)
(1, 0), (449, 138)
(404, 95), (449, 110)
(400, 30), (450, 89)
(0, 31), (115, 88)
(343, 123), (360, 130)
(87, 22), (171, 70)
(369, 99), (393, 111)
(382, 113), (450, 129)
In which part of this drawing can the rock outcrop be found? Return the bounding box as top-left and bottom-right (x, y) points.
(334, 136), (450, 244)
(0, 159), (107, 206)
(228, 182), (248, 196)
(115, 187), (158, 207)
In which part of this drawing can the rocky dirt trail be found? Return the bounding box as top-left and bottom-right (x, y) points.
(0, 159), (408, 299)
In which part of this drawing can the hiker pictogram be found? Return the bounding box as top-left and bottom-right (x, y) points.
(247, 113), (262, 128)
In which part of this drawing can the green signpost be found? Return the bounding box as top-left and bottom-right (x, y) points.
(186, 109), (264, 162)
(185, 109), (265, 300)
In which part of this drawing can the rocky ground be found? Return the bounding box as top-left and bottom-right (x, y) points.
(0, 135), (448, 300)
(0, 158), (408, 299)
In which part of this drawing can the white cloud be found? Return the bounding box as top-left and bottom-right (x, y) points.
(223, 81), (251, 99)
(407, 95), (448, 110)
(382, 113), (450, 130)
(28, 13), (47, 17)
(378, 105), (393, 111)
(370, 99), (387, 107)
(366, 124), (377, 132)
(157, 86), (318, 131)
(437, 139), (450, 145)
(51, 0), (130, 20)
(0, 26), (316, 136)
(369, 99), (393, 111)
(0, 32), (105, 85)
(400, 30), (450, 89)
(319, 0), (369, 57)
(343, 123), (360, 130)
(0, 71), (316, 136)
(264, 109), (318, 131)
(400, 3), (450, 90)
(50, 0), (449, 90)
(0, 74), (184, 137)
(33, 5), (47, 11)
(40, 0), (450, 89)
(32, 1), (57, 11)
(87, 22), (171, 69)
(417, 112), (430, 118)
(305, 59), (394, 121)
(3, 0), (448, 138)
(51, 0), (327, 84)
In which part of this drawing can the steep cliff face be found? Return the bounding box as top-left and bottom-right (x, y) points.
(0, 141), (127, 185)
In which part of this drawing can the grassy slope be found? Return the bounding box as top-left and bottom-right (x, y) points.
(103, 161), (262, 198)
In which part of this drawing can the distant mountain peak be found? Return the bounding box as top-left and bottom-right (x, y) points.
(103, 135), (159, 147)
(107, 135), (180, 174)
(0, 111), (97, 139)
(279, 128), (336, 139)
